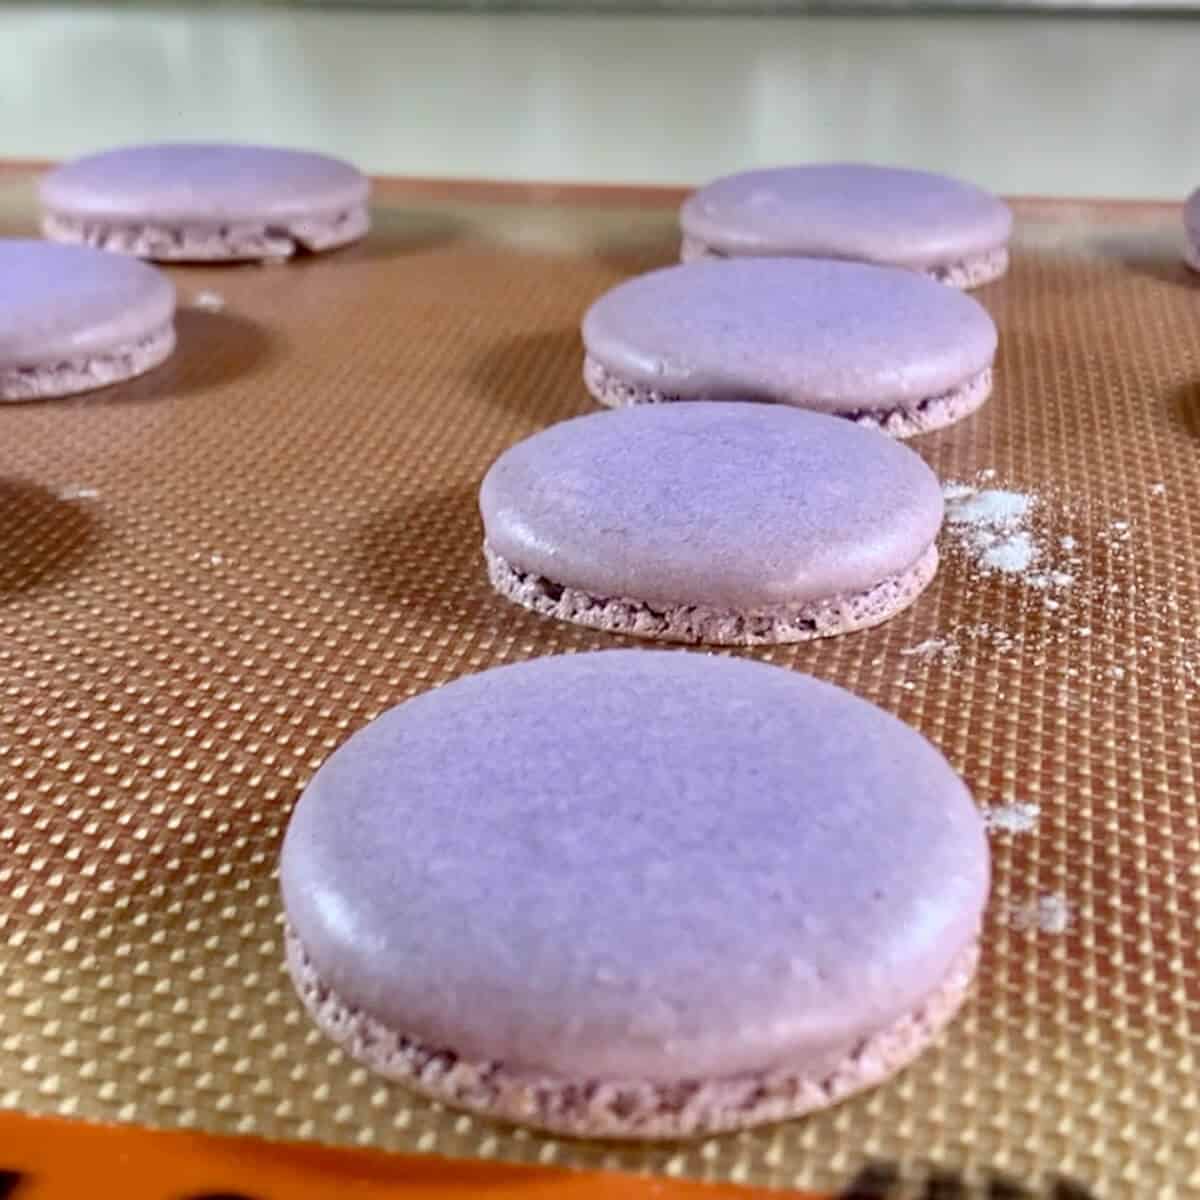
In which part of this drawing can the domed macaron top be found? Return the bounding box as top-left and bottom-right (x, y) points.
(681, 164), (1012, 273)
(480, 402), (944, 610)
(582, 257), (997, 414)
(40, 142), (368, 227)
(281, 650), (990, 1084)
(0, 238), (174, 368)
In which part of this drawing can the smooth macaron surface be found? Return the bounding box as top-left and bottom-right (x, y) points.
(1185, 187), (1200, 237)
(40, 142), (368, 225)
(280, 650), (990, 1083)
(0, 238), (174, 367)
(1185, 187), (1200, 261)
(480, 403), (943, 608)
(582, 258), (997, 412)
(681, 164), (1012, 269)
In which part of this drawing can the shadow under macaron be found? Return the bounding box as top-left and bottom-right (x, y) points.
(351, 482), (487, 623)
(1167, 378), (1200, 442)
(587, 213), (681, 276)
(314, 205), (467, 267)
(116, 307), (278, 403)
(468, 326), (593, 427)
(350, 483), (642, 657)
(0, 477), (103, 597)
(1086, 228), (1198, 290)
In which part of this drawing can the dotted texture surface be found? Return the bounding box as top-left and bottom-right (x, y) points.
(0, 177), (1197, 1198)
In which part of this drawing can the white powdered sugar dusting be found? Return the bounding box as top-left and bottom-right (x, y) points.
(983, 802), (1041, 834)
(941, 482), (978, 502)
(980, 530), (1036, 574)
(942, 484), (1056, 581)
(1027, 569), (1075, 591)
(900, 638), (959, 660)
(1008, 893), (1072, 935)
(946, 488), (1032, 528)
(898, 466), (1194, 694)
(193, 289), (226, 312)
(57, 484), (99, 501)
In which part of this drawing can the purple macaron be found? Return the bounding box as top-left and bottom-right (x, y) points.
(1, 239), (175, 401)
(480, 403), (943, 644)
(582, 258), (998, 438)
(280, 650), (990, 1139)
(40, 143), (369, 262)
(1185, 187), (1200, 273)
(681, 164), (1012, 289)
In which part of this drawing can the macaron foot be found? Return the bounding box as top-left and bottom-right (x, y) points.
(583, 356), (992, 439)
(286, 926), (979, 1140)
(41, 205), (368, 262)
(841, 368), (993, 438)
(0, 321), (175, 402)
(484, 541), (938, 645)
(926, 246), (1009, 289)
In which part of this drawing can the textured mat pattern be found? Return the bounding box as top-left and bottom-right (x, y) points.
(0, 175), (1197, 1199)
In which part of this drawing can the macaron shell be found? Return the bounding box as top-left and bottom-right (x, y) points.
(681, 164), (1013, 268)
(280, 650), (990, 1083)
(1184, 187), (1200, 245)
(40, 143), (368, 225)
(480, 403), (943, 608)
(582, 258), (997, 411)
(0, 239), (175, 367)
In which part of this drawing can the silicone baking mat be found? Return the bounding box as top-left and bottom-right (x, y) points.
(0, 169), (1197, 1200)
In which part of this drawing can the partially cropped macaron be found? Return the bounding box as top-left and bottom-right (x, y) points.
(281, 650), (990, 1139)
(1185, 187), (1200, 273)
(582, 258), (997, 438)
(681, 164), (1012, 289)
(480, 403), (943, 643)
(1, 239), (175, 401)
(40, 142), (369, 262)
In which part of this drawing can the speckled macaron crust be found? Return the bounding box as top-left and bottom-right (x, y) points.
(582, 258), (998, 438)
(40, 143), (369, 262)
(681, 164), (1013, 289)
(1185, 187), (1200, 273)
(0, 239), (175, 401)
(479, 403), (943, 644)
(281, 650), (990, 1139)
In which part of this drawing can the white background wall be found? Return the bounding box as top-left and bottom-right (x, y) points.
(2, 5), (1198, 198)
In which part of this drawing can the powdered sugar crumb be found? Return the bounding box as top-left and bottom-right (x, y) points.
(901, 638), (959, 660)
(920, 467), (1192, 694)
(980, 530), (1036, 574)
(983, 802), (1041, 834)
(193, 290), (226, 312)
(940, 472), (1094, 598)
(941, 482), (977, 502)
(57, 484), (99, 501)
(942, 483), (1056, 582)
(945, 488), (1031, 528)
(1028, 570), (1075, 590)
(1009, 893), (1071, 934)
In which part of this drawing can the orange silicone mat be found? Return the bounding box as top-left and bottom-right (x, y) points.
(0, 169), (1197, 1200)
